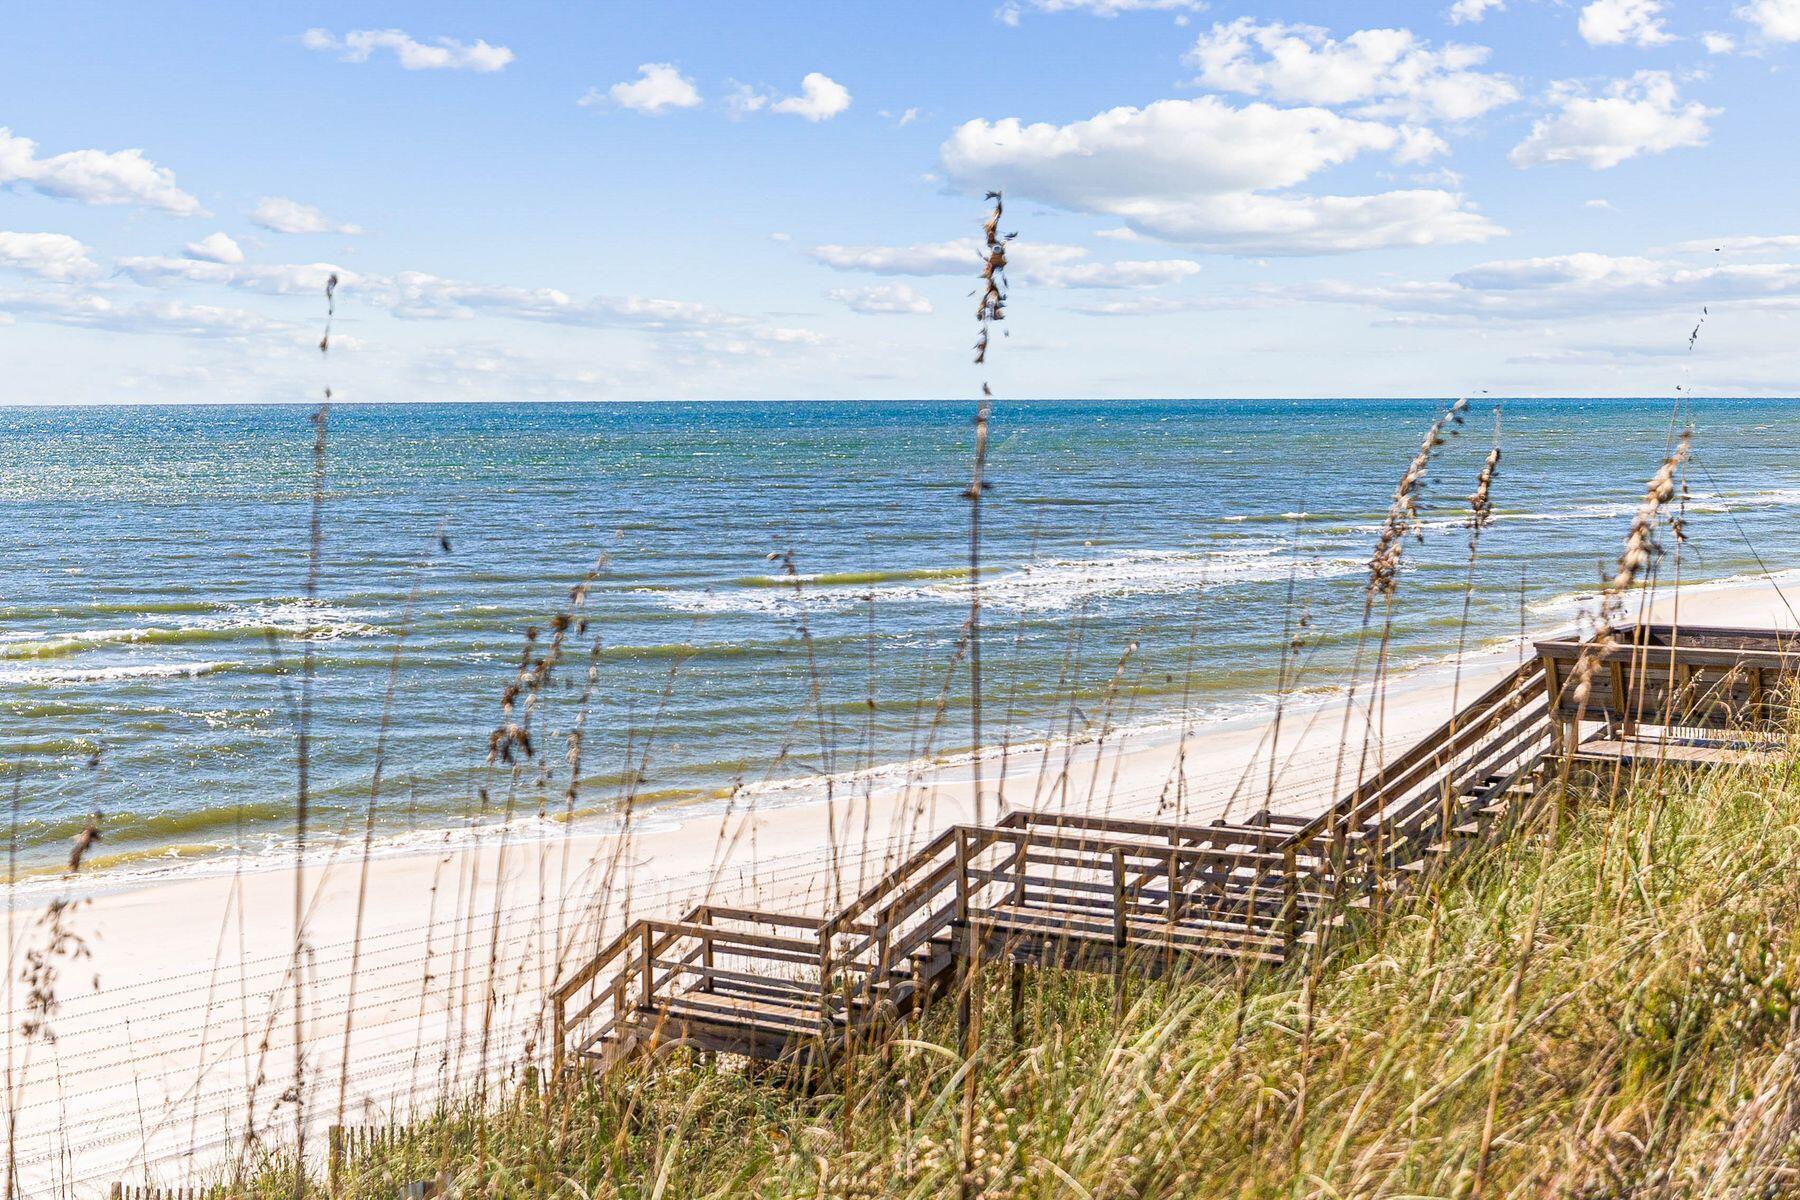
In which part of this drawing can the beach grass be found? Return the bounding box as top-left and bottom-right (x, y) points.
(247, 740), (1800, 1199)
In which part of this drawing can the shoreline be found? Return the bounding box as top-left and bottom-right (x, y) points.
(20, 560), (1799, 903)
(7, 572), (1798, 1191)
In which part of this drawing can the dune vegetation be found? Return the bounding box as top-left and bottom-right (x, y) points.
(234, 740), (1800, 1200)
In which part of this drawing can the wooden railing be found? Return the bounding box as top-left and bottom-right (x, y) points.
(552, 627), (1794, 1074)
(1538, 623), (1800, 750)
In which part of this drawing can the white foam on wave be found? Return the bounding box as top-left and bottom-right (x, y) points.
(0, 660), (240, 685)
(641, 546), (1363, 617)
(0, 600), (385, 661)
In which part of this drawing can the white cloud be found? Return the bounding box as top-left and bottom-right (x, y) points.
(1296, 249), (1800, 322)
(183, 232), (244, 264)
(117, 255), (345, 296)
(591, 63), (702, 114)
(772, 73), (852, 121)
(1578, 0), (1674, 46)
(880, 107), (921, 126)
(809, 238), (1202, 287)
(113, 254), (820, 354)
(0, 127), (203, 217)
(939, 97), (1503, 253)
(250, 196), (363, 235)
(1510, 72), (1715, 170)
(1737, 0), (1800, 40)
(1448, 0), (1505, 24)
(811, 241), (974, 275)
(1094, 226), (1141, 240)
(1394, 125), (1451, 162)
(725, 83), (770, 117)
(300, 28), (513, 72)
(828, 283), (935, 314)
(0, 231), (98, 280)
(1667, 233), (1800, 253)
(1184, 19), (1519, 123)
(1584, 198), (1620, 210)
(1703, 31), (1738, 52)
(0, 288), (282, 337)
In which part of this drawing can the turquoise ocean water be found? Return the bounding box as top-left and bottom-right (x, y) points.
(1, 399), (1794, 879)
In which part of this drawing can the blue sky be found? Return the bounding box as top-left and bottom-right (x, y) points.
(3, 0), (1799, 403)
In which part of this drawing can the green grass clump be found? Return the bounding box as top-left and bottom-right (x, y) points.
(278, 753), (1800, 1198)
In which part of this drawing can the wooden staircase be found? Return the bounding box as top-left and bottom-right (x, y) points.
(552, 625), (1798, 1076)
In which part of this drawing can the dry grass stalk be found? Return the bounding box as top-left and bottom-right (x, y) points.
(959, 187), (1013, 1200)
(1564, 431), (1694, 725)
(1365, 397), (1468, 609)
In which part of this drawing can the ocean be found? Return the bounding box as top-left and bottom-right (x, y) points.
(2, 398), (1794, 881)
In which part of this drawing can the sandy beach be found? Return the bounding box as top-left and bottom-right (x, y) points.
(6, 571), (1796, 1192)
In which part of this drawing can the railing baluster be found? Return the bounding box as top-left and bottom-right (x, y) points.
(1111, 848), (1127, 1022)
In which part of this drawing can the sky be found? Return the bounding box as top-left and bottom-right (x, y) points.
(3, 0), (1800, 403)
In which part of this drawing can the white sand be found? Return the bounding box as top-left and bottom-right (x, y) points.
(6, 574), (1796, 1193)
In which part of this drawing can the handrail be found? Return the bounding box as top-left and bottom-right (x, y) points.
(1287, 659), (1543, 851)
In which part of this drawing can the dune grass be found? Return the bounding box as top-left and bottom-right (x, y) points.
(237, 743), (1800, 1199)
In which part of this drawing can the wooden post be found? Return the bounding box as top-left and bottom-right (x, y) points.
(1163, 848), (1179, 980)
(1111, 848), (1127, 1022)
(954, 829), (972, 1053)
(551, 989), (565, 1078)
(638, 924), (653, 1014)
(1609, 659), (1632, 739)
(1282, 843), (1299, 962)
(1542, 654), (1567, 756)
(818, 916), (836, 1065)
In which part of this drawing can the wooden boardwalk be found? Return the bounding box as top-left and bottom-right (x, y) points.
(552, 624), (1798, 1074)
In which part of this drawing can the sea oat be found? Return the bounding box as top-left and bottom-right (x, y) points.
(1565, 432), (1694, 723)
(1366, 398), (1467, 607)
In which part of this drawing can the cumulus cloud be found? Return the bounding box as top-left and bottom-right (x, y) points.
(939, 97), (1502, 253)
(772, 73), (852, 121)
(183, 232), (245, 264)
(300, 28), (514, 71)
(250, 196), (363, 235)
(1737, 0), (1800, 40)
(1448, 0), (1505, 24)
(0, 127), (203, 217)
(828, 283), (934, 314)
(1703, 31), (1738, 52)
(1578, 0), (1674, 45)
(1184, 19), (1519, 123)
(729, 74), (853, 121)
(809, 238), (1202, 288)
(587, 63), (702, 114)
(0, 231), (98, 280)
(1510, 72), (1715, 170)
